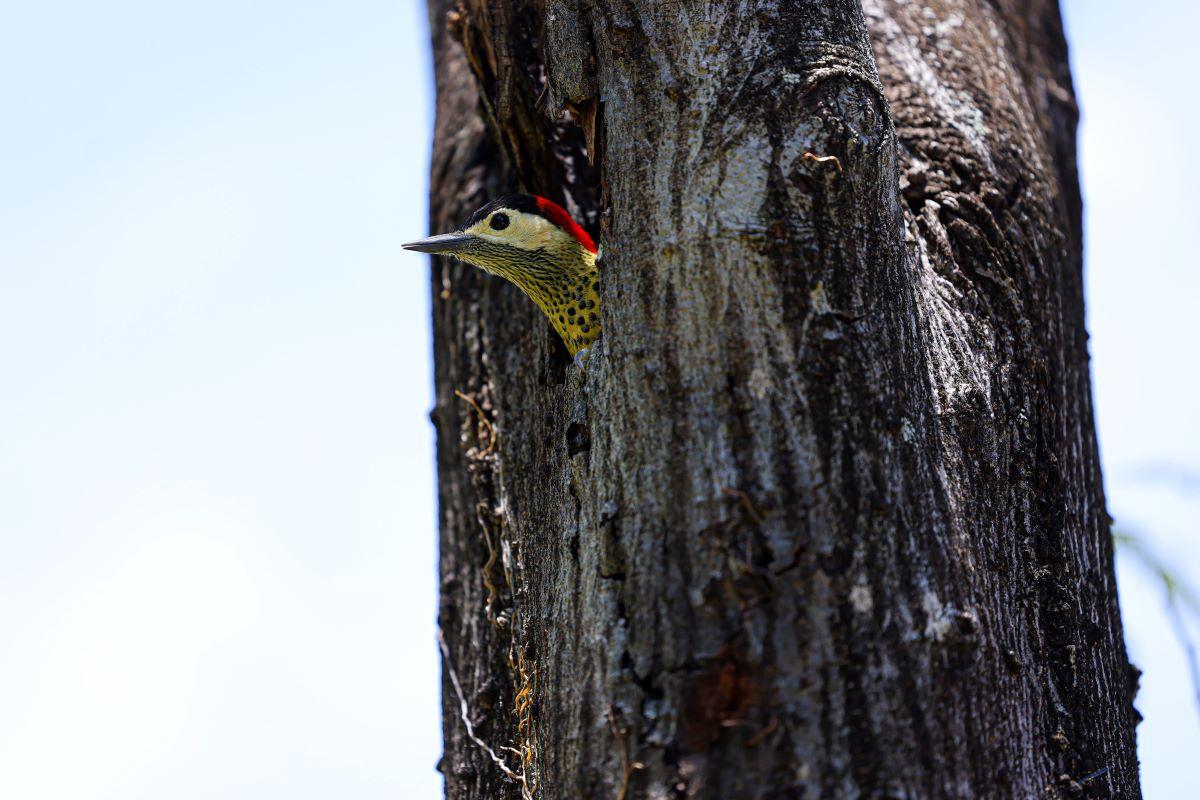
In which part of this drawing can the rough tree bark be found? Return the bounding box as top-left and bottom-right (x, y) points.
(425, 1), (1140, 798)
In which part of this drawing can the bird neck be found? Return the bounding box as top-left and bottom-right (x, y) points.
(506, 246), (600, 356)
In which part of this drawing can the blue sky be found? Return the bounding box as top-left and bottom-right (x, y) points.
(0, 1), (439, 796)
(0, 1), (1195, 798)
(1064, 1), (1200, 796)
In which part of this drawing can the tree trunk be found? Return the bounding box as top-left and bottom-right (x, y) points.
(424, 1), (1140, 798)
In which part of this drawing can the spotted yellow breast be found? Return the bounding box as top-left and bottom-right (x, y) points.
(514, 249), (600, 356)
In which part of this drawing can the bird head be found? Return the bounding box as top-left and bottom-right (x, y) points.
(404, 194), (601, 357)
(402, 194), (596, 278)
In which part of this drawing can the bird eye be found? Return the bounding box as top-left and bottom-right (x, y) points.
(489, 212), (510, 231)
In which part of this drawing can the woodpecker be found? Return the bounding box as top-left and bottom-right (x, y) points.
(403, 194), (601, 362)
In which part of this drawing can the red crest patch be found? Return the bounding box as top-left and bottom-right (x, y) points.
(535, 196), (597, 254)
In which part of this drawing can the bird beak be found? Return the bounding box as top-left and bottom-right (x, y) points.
(402, 232), (475, 254)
